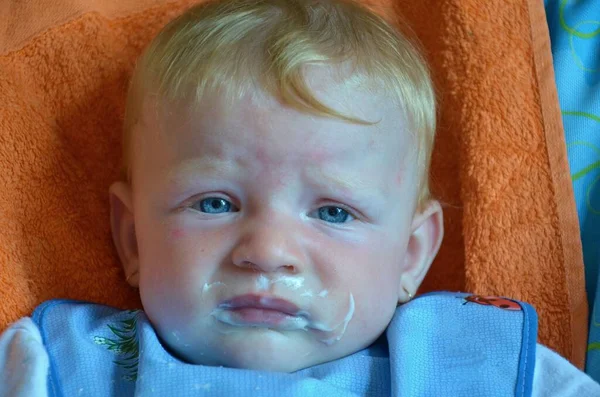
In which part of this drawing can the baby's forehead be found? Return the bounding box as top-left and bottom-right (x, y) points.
(146, 97), (409, 156)
(134, 102), (413, 192)
(131, 68), (412, 167)
(142, 62), (396, 117)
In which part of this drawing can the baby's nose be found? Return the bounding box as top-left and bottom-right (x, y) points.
(231, 220), (305, 274)
(235, 260), (298, 273)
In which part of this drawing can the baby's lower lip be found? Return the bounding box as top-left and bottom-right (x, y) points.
(231, 308), (290, 324)
(214, 308), (309, 330)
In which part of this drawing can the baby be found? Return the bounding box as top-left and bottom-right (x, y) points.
(1, 0), (599, 395)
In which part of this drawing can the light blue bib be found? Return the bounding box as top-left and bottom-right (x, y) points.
(33, 291), (537, 396)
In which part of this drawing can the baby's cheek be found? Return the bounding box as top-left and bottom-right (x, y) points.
(350, 277), (398, 329)
(170, 228), (186, 239)
(140, 235), (200, 302)
(140, 263), (204, 344)
(339, 294), (396, 354)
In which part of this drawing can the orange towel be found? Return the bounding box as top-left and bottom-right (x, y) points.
(0, 0), (588, 368)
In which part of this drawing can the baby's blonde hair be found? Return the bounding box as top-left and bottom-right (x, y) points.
(123, 0), (436, 207)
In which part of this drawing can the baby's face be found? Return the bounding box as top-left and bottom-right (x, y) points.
(123, 70), (431, 371)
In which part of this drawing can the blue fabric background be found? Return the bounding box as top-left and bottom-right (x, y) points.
(545, 0), (600, 380)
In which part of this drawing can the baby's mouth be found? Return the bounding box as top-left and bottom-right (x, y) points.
(212, 294), (310, 330)
(205, 284), (355, 344)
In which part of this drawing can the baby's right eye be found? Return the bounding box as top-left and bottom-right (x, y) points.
(190, 197), (238, 214)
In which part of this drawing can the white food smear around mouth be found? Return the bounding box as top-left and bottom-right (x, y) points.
(256, 274), (305, 291)
(212, 309), (310, 331)
(256, 274), (269, 291)
(317, 293), (355, 345)
(273, 275), (304, 290)
(206, 275), (348, 342)
(202, 281), (225, 297)
(300, 288), (327, 298)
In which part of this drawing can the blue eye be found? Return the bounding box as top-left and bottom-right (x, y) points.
(317, 206), (352, 224)
(191, 197), (236, 214)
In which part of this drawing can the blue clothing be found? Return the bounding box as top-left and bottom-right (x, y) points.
(588, 255), (600, 378)
(544, 0), (600, 379)
(31, 292), (537, 396)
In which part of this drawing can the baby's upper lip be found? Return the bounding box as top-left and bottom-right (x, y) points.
(219, 294), (302, 316)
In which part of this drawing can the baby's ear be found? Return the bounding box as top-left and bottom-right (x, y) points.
(398, 200), (444, 302)
(109, 181), (140, 288)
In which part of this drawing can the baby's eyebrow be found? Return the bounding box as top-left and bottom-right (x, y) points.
(167, 158), (238, 184)
(305, 167), (383, 199)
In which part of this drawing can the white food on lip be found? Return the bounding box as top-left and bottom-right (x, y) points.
(211, 308), (310, 331)
(210, 293), (356, 345)
(203, 278), (353, 345)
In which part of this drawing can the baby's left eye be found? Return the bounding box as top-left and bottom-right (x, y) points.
(311, 206), (354, 224)
(190, 197), (238, 214)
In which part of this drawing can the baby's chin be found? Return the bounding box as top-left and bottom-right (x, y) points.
(168, 326), (344, 372)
